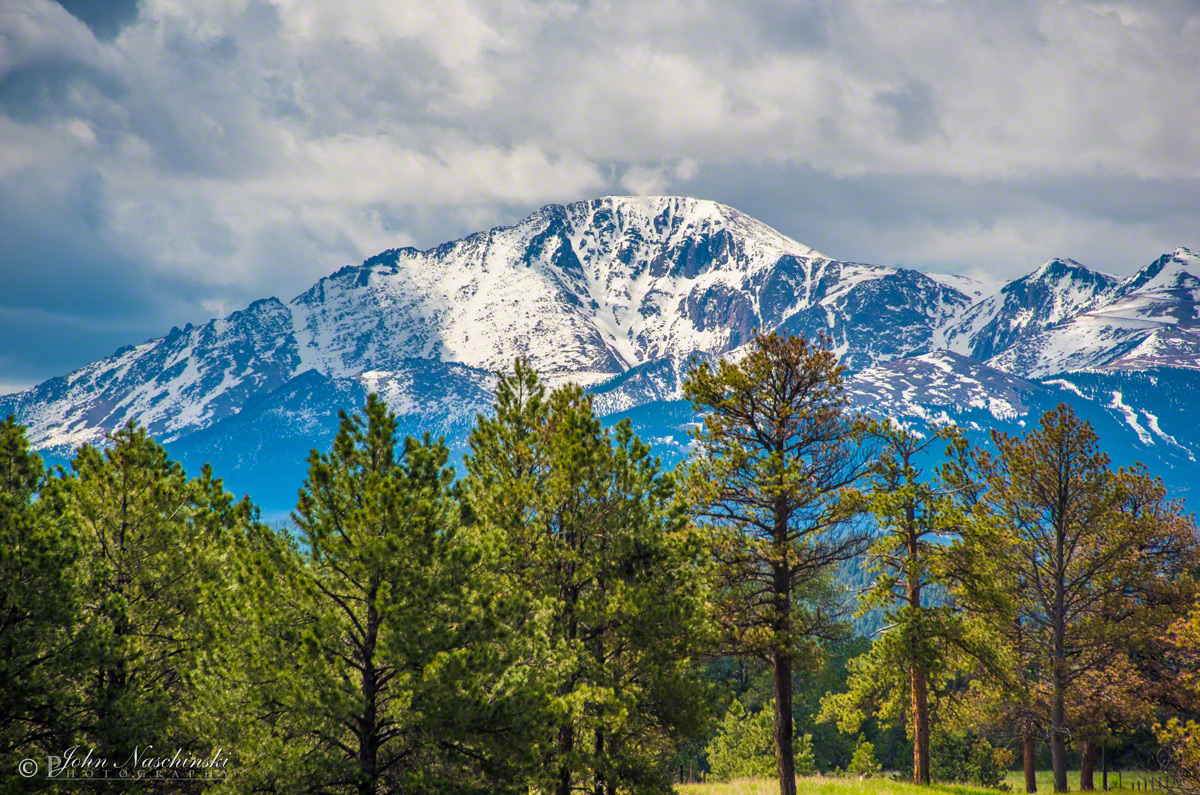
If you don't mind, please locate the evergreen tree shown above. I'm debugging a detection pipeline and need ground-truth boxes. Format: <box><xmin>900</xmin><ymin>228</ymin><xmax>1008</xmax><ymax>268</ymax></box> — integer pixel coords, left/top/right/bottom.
<box><xmin>929</xmin><ymin>730</ymin><xmax>1010</xmax><ymax>788</ymax></box>
<box><xmin>182</xmin><ymin>510</ymin><xmax>313</xmax><ymax>794</ymax></box>
<box><xmin>276</xmin><ymin>394</ymin><xmax>543</xmax><ymax>794</ymax></box>
<box><xmin>60</xmin><ymin>422</ymin><xmax>254</xmax><ymax>784</ymax></box>
<box><xmin>820</xmin><ymin>421</ymin><xmax>999</xmax><ymax>785</ymax></box>
<box><xmin>683</xmin><ymin>332</ymin><xmax>872</xmax><ymax>795</ymax></box>
<box><xmin>976</xmin><ymin>405</ymin><xmax>1197</xmax><ymax>793</ymax></box>
<box><xmin>0</xmin><ymin>416</ymin><xmax>85</xmax><ymax>790</ymax></box>
<box><xmin>464</xmin><ymin>361</ymin><xmax>712</xmax><ymax>795</ymax></box>
<box><xmin>848</xmin><ymin>735</ymin><xmax>882</xmax><ymax>778</ymax></box>
<box><xmin>707</xmin><ymin>700</ymin><xmax>816</xmax><ymax>782</ymax></box>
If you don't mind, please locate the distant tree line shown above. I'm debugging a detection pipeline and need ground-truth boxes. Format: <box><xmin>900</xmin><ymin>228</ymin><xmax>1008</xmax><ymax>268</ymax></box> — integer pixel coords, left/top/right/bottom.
<box><xmin>2</xmin><ymin>331</ymin><xmax>1199</xmax><ymax>795</ymax></box>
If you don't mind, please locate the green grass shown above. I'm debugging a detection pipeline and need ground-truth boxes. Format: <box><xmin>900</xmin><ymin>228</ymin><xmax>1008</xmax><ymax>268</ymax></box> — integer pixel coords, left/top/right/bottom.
<box><xmin>678</xmin><ymin>775</ymin><xmax>1006</xmax><ymax>795</ymax></box>
<box><xmin>679</xmin><ymin>772</ymin><xmax>1167</xmax><ymax>795</ymax></box>
<box><xmin>1002</xmin><ymin>770</ymin><xmax>1163</xmax><ymax>793</ymax></box>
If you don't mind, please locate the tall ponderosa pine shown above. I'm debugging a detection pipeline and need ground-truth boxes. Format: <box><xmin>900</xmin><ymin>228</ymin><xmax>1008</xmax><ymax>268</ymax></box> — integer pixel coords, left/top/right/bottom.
<box><xmin>184</xmin><ymin>511</ymin><xmax>313</xmax><ymax>794</ymax></box>
<box><xmin>979</xmin><ymin>405</ymin><xmax>1197</xmax><ymax>793</ymax></box>
<box><xmin>684</xmin><ymin>332</ymin><xmax>871</xmax><ymax>795</ymax></box>
<box><xmin>821</xmin><ymin>422</ymin><xmax>998</xmax><ymax>786</ymax></box>
<box><xmin>0</xmin><ymin>416</ymin><xmax>85</xmax><ymax>782</ymax></box>
<box><xmin>29</xmin><ymin>420</ymin><xmax>261</xmax><ymax>795</ymax></box>
<box><xmin>286</xmin><ymin>394</ymin><xmax>544</xmax><ymax>794</ymax></box>
<box><xmin>64</xmin><ymin>423</ymin><xmax>254</xmax><ymax>765</ymax></box>
<box><xmin>963</xmin><ymin>581</ymin><xmax>1046</xmax><ymax>794</ymax></box>
<box><xmin>464</xmin><ymin>361</ymin><xmax>712</xmax><ymax>795</ymax></box>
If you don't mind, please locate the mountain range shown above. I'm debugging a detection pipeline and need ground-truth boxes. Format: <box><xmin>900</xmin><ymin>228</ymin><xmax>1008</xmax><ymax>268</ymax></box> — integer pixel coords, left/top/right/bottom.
<box><xmin>4</xmin><ymin>196</ymin><xmax>1198</xmax><ymax>513</ymax></box>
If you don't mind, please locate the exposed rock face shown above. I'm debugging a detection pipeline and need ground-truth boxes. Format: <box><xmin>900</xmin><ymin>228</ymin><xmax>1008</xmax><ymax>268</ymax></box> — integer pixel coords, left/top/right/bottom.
<box><xmin>4</xmin><ymin>197</ymin><xmax>1199</xmax><ymax>510</ymax></box>
<box><xmin>986</xmin><ymin>248</ymin><xmax>1200</xmax><ymax>377</ymax></box>
<box><xmin>1</xmin><ymin>196</ymin><xmax>971</xmax><ymax>452</ymax></box>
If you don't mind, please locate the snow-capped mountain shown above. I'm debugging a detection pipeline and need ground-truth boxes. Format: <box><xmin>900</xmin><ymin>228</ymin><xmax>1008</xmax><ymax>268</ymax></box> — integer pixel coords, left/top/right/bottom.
<box><xmin>847</xmin><ymin>351</ymin><xmax>1048</xmax><ymax>423</ymax></box>
<box><xmin>0</xmin><ymin>197</ymin><xmax>972</xmax><ymax>453</ymax></box>
<box><xmin>988</xmin><ymin>248</ymin><xmax>1200</xmax><ymax>377</ymax></box>
<box><xmin>938</xmin><ymin>258</ymin><xmax>1119</xmax><ymax>360</ymax></box>
<box><xmin>2</xmin><ymin>197</ymin><xmax>1198</xmax><ymax>511</ymax></box>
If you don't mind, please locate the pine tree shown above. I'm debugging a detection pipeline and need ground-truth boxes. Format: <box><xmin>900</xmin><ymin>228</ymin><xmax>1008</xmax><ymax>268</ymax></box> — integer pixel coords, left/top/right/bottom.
<box><xmin>848</xmin><ymin>735</ymin><xmax>882</xmax><ymax>778</ymax></box>
<box><xmin>977</xmin><ymin>405</ymin><xmax>1197</xmax><ymax>793</ymax></box>
<box><xmin>60</xmin><ymin>422</ymin><xmax>253</xmax><ymax>778</ymax></box>
<box><xmin>707</xmin><ymin>700</ymin><xmax>816</xmax><ymax>781</ymax></box>
<box><xmin>275</xmin><ymin>394</ymin><xmax>545</xmax><ymax>794</ymax></box>
<box><xmin>820</xmin><ymin>421</ymin><xmax>1000</xmax><ymax>785</ymax></box>
<box><xmin>464</xmin><ymin>361</ymin><xmax>712</xmax><ymax>795</ymax></box>
<box><xmin>0</xmin><ymin>416</ymin><xmax>86</xmax><ymax>787</ymax></box>
<box><xmin>683</xmin><ymin>332</ymin><xmax>872</xmax><ymax>795</ymax></box>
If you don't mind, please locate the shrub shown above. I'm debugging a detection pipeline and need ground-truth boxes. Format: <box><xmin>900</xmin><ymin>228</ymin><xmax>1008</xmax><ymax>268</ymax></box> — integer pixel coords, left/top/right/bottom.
<box><xmin>706</xmin><ymin>700</ymin><xmax>816</xmax><ymax>780</ymax></box>
<box><xmin>931</xmin><ymin>730</ymin><xmax>1011</xmax><ymax>789</ymax></box>
<box><xmin>848</xmin><ymin>735</ymin><xmax>883</xmax><ymax>778</ymax></box>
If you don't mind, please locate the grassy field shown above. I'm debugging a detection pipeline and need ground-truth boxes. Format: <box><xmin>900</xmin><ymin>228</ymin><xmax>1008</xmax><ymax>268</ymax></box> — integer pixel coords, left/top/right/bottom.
<box><xmin>679</xmin><ymin>776</ymin><xmax>1009</xmax><ymax>795</ymax></box>
<box><xmin>1001</xmin><ymin>770</ymin><xmax>1164</xmax><ymax>793</ymax></box>
<box><xmin>678</xmin><ymin>772</ymin><xmax>1166</xmax><ymax>795</ymax></box>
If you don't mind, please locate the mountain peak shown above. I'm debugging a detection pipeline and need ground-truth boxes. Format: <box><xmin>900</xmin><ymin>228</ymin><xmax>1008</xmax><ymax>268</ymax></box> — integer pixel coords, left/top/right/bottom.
<box><xmin>1117</xmin><ymin>248</ymin><xmax>1200</xmax><ymax>297</ymax></box>
<box><xmin>1027</xmin><ymin>257</ymin><xmax>1108</xmax><ymax>283</ymax></box>
<box><xmin>542</xmin><ymin>196</ymin><xmax>828</xmax><ymax>261</ymax></box>
<box><xmin>941</xmin><ymin>255</ymin><xmax>1120</xmax><ymax>362</ymax></box>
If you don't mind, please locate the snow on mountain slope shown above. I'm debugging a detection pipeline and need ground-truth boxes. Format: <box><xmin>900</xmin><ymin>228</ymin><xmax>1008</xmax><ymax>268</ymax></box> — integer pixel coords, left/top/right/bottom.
<box><xmin>1101</xmin><ymin>326</ymin><xmax>1200</xmax><ymax>371</ymax></box>
<box><xmin>1042</xmin><ymin>368</ymin><xmax>1200</xmax><ymax>470</ymax></box>
<box><xmin>1</xmin><ymin>196</ymin><xmax>973</xmax><ymax>452</ymax></box>
<box><xmin>988</xmin><ymin>248</ymin><xmax>1200</xmax><ymax>377</ymax></box>
<box><xmin>289</xmin><ymin>197</ymin><xmax>967</xmax><ymax>379</ymax></box>
<box><xmin>923</xmin><ymin>272</ymin><xmax>999</xmax><ymax>301</ymax></box>
<box><xmin>937</xmin><ymin>258</ymin><xmax>1119</xmax><ymax>360</ymax></box>
<box><xmin>846</xmin><ymin>350</ymin><xmax>1048</xmax><ymax>424</ymax></box>
<box><xmin>1113</xmin><ymin>247</ymin><xmax>1200</xmax><ymax>300</ymax></box>
<box><xmin>0</xmin><ymin>298</ymin><xmax>301</xmax><ymax>452</ymax></box>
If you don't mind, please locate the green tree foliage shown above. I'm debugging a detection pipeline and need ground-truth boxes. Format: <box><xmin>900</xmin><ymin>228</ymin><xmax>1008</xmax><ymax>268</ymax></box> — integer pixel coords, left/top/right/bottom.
<box><xmin>707</xmin><ymin>700</ymin><xmax>816</xmax><ymax>781</ymax></box>
<box><xmin>798</xmin><ymin>636</ymin><xmax>871</xmax><ymax>772</ymax></box>
<box><xmin>9</xmin><ymin>363</ymin><xmax>1200</xmax><ymax>795</ymax></box>
<box><xmin>464</xmin><ymin>361</ymin><xmax>712</xmax><ymax>795</ymax></box>
<box><xmin>929</xmin><ymin>730</ymin><xmax>1010</xmax><ymax>789</ymax></box>
<box><xmin>59</xmin><ymin>422</ymin><xmax>257</xmax><ymax>781</ymax></box>
<box><xmin>684</xmin><ymin>331</ymin><xmax>872</xmax><ymax>795</ymax></box>
<box><xmin>242</xmin><ymin>394</ymin><xmax>543</xmax><ymax>794</ymax></box>
<box><xmin>848</xmin><ymin>735</ymin><xmax>882</xmax><ymax>777</ymax></box>
<box><xmin>821</xmin><ymin>421</ymin><xmax>999</xmax><ymax>785</ymax></box>
<box><xmin>184</xmin><ymin>512</ymin><xmax>310</xmax><ymax>794</ymax></box>
<box><xmin>0</xmin><ymin>416</ymin><xmax>85</xmax><ymax>790</ymax></box>
<box><xmin>970</xmin><ymin>405</ymin><xmax>1198</xmax><ymax>793</ymax></box>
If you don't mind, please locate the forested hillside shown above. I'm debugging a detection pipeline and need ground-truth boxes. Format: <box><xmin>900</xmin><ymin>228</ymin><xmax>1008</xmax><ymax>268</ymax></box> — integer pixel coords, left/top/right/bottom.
<box><xmin>4</xmin><ymin>331</ymin><xmax>1199</xmax><ymax>795</ymax></box>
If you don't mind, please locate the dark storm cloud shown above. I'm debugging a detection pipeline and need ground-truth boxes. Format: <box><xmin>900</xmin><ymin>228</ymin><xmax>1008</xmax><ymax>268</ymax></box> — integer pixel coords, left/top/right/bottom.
<box><xmin>55</xmin><ymin>0</ymin><xmax>139</xmax><ymax>40</ymax></box>
<box><xmin>875</xmin><ymin>82</ymin><xmax>942</xmax><ymax>144</ymax></box>
<box><xmin>1</xmin><ymin>0</ymin><xmax>1198</xmax><ymax>391</ymax></box>
<box><xmin>675</xmin><ymin>163</ymin><xmax>1200</xmax><ymax>280</ymax></box>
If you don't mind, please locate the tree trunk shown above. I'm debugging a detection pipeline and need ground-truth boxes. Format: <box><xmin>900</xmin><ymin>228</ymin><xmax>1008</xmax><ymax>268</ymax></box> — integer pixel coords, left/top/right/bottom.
<box><xmin>594</xmin><ymin>730</ymin><xmax>605</xmax><ymax>795</ymax></box>
<box><xmin>556</xmin><ymin>723</ymin><xmax>574</xmax><ymax>795</ymax></box>
<box><xmin>771</xmin><ymin>498</ymin><xmax>797</xmax><ymax>795</ymax></box>
<box><xmin>911</xmin><ymin>663</ymin><xmax>931</xmax><ymax>783</ymax></box>
<box><xmin>1024</xmin><ymin>733</ymin><xmax>1038</xmax><ymax>793</ymax></box>
<box><xmin>773</xmin><ymin>650</ymin><xmax>797</xmax><ymax>795</ymax></box>
<box><xmin>1051</xmin><ymin>683</ymin><xmax>1068</xmax><ymax>792</ymax></box>
<box><xmin>358</xmin><ymin>583</ymin><xmax>381</xmax><ymax>795</ymax></box>
<box><xmin>1081</xmin><ymin>740</ymin><xmax>1096</xmax><ymax>791</ymax></box>
<box><xmin>907</xmin><ymin>513</ymin><xmax>930</xmax><ymax>786</ymax></box>
<box><xmin>1052</xmin><ymin>521</ymin><xmax>1069</xmax><ymax>794</ymax></box>
<box><xmin>557</xmin><ymin>584</ymin><xmax>580</xmax><ymax>795</ymax></box>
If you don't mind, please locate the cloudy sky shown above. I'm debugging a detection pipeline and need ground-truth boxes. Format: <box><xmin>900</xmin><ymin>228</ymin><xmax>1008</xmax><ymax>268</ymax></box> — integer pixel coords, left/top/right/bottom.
<box><xmin>2</xmin><ymin>0</ymin><xmax>1198</xmax><ymax>392</ymax></box>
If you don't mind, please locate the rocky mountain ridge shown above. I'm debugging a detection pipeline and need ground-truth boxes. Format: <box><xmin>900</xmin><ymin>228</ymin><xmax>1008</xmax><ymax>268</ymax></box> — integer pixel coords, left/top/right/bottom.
<box><xmin>3</xmin><ymin>197</ymin><xmax>1197</xmax><ymax>510</ymax></box>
